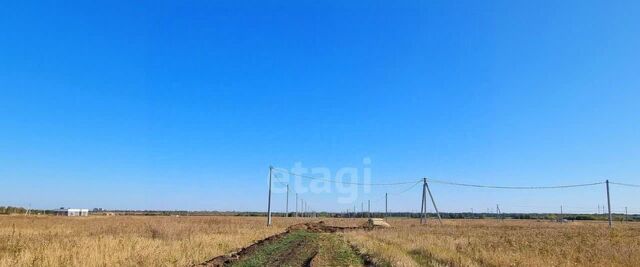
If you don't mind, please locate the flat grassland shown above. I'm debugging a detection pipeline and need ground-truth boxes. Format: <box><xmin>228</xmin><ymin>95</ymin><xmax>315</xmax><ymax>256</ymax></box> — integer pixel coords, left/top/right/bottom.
<box><xmin>0</xmin><ymin>215</ymin><xmax>302</xmax><ymax>267</ymax></box>
<box><xmin>2</xmin><ymin>216</ymin><xmax>640</xmax><ymax>267</ymax></box>
<box><xmin>344</xmin><ymin>218</ymin><xmax>640</xmax><ymax>267</ymax></box>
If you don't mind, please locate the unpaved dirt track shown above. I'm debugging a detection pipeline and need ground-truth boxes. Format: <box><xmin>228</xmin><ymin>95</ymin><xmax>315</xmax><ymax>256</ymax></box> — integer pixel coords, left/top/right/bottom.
<box><xmin>196</xmin><ymin>221</ymin><xmax>375</xmax><ymax>267</ymax></box>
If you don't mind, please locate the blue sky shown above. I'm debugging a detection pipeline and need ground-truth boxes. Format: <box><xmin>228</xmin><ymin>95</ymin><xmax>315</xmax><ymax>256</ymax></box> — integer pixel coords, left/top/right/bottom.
<box><xmin>1</xmin><ymin>1</ymin><xmax>639</xmax><ymax>213</ymax></box>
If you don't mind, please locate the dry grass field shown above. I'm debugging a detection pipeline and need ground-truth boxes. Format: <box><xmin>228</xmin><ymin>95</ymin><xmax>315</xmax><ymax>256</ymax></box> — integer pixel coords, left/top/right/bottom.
<box><xmin>2</xmin><ymin>215</ymin><xmax>640</xmax><ymax>267</ymax></box>
<box><xmin>0</xmin><ymin>215</ymin><xmax>304</xmax><ymax>267</ymax></box>
<box><xmin>344</xmin><ymin>218</ymin><xmax>640</xmax><ymax>267</ymax></box>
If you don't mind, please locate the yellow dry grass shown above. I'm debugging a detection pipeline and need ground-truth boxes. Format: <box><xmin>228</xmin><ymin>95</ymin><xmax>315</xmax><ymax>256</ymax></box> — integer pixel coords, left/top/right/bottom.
<box><xmin>5</xmin><ymin>215</ymin><xmax>638</xmax><ymax>267</ymax></box>
<box><xmin>0</xmin><ymin>215</ymin><xmax>304</xmax><ymax>267</ymax></box>
<box><xmin>344</xmin><ymin>218</ymin><xmax>640</xmax><ymax>267</ymax></box>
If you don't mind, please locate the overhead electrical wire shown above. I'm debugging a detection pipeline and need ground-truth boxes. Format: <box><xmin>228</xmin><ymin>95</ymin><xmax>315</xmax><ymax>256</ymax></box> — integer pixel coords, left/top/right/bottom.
<box><xmin>272</xmin><ymin>167</ymin><xmax>636</xmax><ymax>191</ymax></box>
<box><xmin>370</xmin><ymin>180</ymin><xmax>423</xmax><ymax>203</ymax></box>
<box><xmin>389</xmin><ymin>179</ymin><xmax>423</xmax><ymax>195</ymax></box>
<box><xmin>269</xmin><ymin>166</ymin><xmax>639</xmax><ymax>216</ymax></box>
<box><xmin>272</xmin><ymin>167</ymin><xmax>421</xmax><ymax>186</ymax></box>
<box><xmin>609</xmin><ymin>181</ymin><xmax>640</xmax><ymax>188</ymax></box>
<box><xmin>425</xmin><ymin>178</ymin><xmax>605</xmax><ymax>189</ymax></box>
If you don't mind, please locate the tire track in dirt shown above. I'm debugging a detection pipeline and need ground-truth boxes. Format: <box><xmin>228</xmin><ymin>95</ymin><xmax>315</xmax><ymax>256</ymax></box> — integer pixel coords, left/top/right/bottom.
<box><xmin>195</xmin><ymin>221</ymin><xmax>375</xmax><ymax>267</ymax></box>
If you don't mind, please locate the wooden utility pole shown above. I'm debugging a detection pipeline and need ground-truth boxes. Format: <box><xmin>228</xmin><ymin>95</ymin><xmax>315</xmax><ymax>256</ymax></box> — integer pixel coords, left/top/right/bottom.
<box><xmin>267</xmin><ymin>166</ymin><xmax>273</xmax><ymax>226</ymax></box>
<box><xmin>425</xmin><ymin>180</ymin><xmax>442</xmax><ymax>224</ymax></box>
<box><xmin>606</xmin><ymin>180</ymin><xmax>612</xmax><ymax>228</ymax></box>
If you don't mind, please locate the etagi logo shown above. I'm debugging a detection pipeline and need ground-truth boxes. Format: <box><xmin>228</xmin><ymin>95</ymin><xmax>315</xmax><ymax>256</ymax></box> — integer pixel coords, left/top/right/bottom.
<box><xmin>271</xmin><ymin>158</ymin><xmax>372</xmax><ymax>204</ymax></box>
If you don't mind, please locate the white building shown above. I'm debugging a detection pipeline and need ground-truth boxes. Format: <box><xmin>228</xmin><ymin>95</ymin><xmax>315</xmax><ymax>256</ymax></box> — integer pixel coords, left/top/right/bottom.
<box><xmin>52</xmin><ymin>208</ymin><xmax>89</xmax><ymax>216</ymax></box>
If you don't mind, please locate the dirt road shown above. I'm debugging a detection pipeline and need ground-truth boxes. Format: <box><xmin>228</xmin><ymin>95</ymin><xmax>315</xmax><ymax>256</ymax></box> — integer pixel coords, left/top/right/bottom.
<box><xmin>197</xmin><ymin>221</ymin><xmax>374</xmax><ymax>267</ymax></box>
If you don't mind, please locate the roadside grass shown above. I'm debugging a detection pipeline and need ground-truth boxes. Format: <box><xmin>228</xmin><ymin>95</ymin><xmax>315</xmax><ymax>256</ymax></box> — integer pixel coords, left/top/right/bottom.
<box><xmin>0</xmin><ymin>216</ymin><xmax>365</xmax><ymax>267</ymax></box>
<box><xmin>0</xmin><ymin>215</ymin><xmax>305</xmax><ymax>267</ymax></box>
<box><xmin>345</xmin><ymin>218</ymin><xmax>640</xmax><ymax>267</ymax></box>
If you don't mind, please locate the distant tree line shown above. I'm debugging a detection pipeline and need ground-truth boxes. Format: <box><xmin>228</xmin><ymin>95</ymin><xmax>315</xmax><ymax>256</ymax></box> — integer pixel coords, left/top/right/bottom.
<box><xmin>0</xmin><ymin>206</ymin><xmax>27</xmax><ymax>214</ymax></box>
<box><xmin>2</xmin><ymin>206</ymin><xmax>638</xmax><ymax>221</ymax></box>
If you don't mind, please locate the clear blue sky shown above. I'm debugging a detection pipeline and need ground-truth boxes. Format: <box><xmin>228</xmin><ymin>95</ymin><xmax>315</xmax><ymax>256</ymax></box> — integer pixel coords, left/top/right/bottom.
<box><xmin>1</xmin><ymin>1</ymin><xmax>639</xmax><ymax>213</ymax></box>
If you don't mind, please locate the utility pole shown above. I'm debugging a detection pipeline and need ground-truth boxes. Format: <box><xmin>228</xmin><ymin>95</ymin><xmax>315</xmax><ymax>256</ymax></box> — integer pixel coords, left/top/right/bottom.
<box><xmin>625</xmin><ymin>207</ymin><xmax>628</xmax><ymax>222</ymax></box>
<box><xmin>368</xmin><ymin>200</ymin><xmax>371</xmax><ymax>218</ymax></box>
<box><xmin>606</xmin><ymin>180</ymin><xmax>612</xmax><ymax>228</ymax></box>
<box><xmin>286</xmin><ymin>184</ymin><xmax>289</xmax><ymax>217</ymax></box>
<box><xmin>385</xmin><ymin>193</ymin><xmax>388</xmax><ymax>218</ymax></box>
<box><xmin>560</xmin><ymin>205</ymin><xmax>563</xmax><ymax>223</ymax></box>
<box><xmin>425</xmin><ymin>180</ymin><xmax>442</xmax><ymax>224</ymax></box>
<box><xmin>295</xmin><ymin>193</ymin><xmax>298</xmax><ymax>217</ymax></box>
<box><xmin>267</xmin><ymin>166</ymin><xmax>273</xmax><ymax>226</ymax></box>
<box><xmin>361</xmin><ymin>202</ymin><xmax>364</xmax><ymax>218</ymax></box>
<box><xmin>420</xmin><ymin>178</ymin><xmax>426</xmax><ymax>224</ymax></box>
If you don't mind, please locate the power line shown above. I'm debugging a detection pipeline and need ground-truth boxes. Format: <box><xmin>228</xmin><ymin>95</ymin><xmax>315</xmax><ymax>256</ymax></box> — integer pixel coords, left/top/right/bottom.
<box><xmin>272</xmin><ymin>167</ymin><xmax>421</xmax><ymax>186</ymax></box>
<box><xmin>272</xmin><ymin>174</ymin><xmax>289</xmax><ymax>188</ymax></box>
<box><xmin>425</xmin><ymin>178</ymin><xmax>605</xmax><ymax>189</ymax></box>
<box><xmin>385</xmin><ymin>180</ymin><xmax>423</xmax><ymax>197</ymax></box>
<box><xmin>275</xmin><ymin>166</ymin><xmax>637</xmax><ymax>192</ymax></box>
<box><xmin>370</xmin><ymin>180</ymin><xmax>423</xmax><ymax>203</ymax></box>
<box><xmin>609</xmin><ymin>182</ymin><xmax>640</xmax><ymax>188</ymax></box>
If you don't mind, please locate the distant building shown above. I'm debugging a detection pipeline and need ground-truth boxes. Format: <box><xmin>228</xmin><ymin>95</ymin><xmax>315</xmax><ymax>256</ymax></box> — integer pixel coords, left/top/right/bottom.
<box><xmin>52</xmin><ymin>208</ymin><xmax>89</xmax><ymax>216</ymax></box>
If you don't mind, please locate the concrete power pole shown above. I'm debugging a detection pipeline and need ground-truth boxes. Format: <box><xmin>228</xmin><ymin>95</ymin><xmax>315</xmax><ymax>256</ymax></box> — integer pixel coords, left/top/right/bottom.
<box><xmin>295</xmin><ymin>193</ymin><xmax>298</xmax><ymax>217</ymax></box>
<box><xmin>424</xmin><ymin>180</ymin><xmax>442</xmax><ymax>224</ymax></box>
<box><xmin>385</xmin><ymin>193</ymin><xmax>388</xmax><ymax>218</ymax></box>
<box><xmin>286</xmin><ymin>184</ymin><xmax>289</xmax><ymax>217</ymax></box>
<box><xmin>606</xmin><ymin>180</ymin><xmax>612</xmax><ymax>228</ymax></box>
<box><xmin>420</xmin><ymin>178</ymin><xmax>427</xmax><ymax>224</ymax></box>
<box><xmin>368</xmin><ymin>200</ymin><xmax>371</xmax><ymax>218</ymax></box>
<box><xmin>267</xmin><ymin>166</ymin><xmax>273</xmax><ymax>226</ymax></box>
<box><xmin>625</xmin><ymin>207</ymin><xmax>628</xmax><ymax>222</ymax></box>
